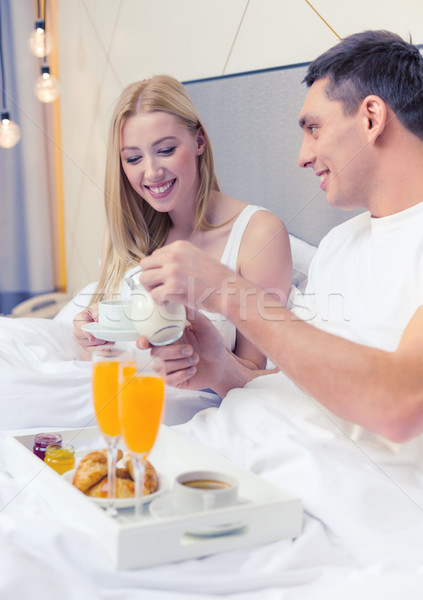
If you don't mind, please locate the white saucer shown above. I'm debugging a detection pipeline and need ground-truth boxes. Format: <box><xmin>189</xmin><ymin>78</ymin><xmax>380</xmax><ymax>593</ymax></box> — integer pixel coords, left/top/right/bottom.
<box><xmin>82</xmin><ymin>322</ymin><xmax>139</xmax><ymax>343</ymax></box>
<box><xmin>63</xmin><ymin>469</ymin><xmax>168</xmax><ymax>509</ymax></box>
<box><xmin>149</xmin><ymin>494</ymin><xmax>248</xmax><ymax>537</ymax></box>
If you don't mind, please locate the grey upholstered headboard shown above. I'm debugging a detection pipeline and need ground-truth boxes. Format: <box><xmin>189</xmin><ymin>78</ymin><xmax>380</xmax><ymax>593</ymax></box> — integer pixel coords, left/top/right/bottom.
<box><xmin>184</xmin><ymin>63</ymin><xmax>361</xmax><ymax>247</ymax></box>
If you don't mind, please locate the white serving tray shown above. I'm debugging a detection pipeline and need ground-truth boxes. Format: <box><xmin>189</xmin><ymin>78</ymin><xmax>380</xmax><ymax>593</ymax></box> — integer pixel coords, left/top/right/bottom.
<box><xmin>4</xmin><ymin>425</ymin><xmax>303</xmax><ymax>570</ymax></box>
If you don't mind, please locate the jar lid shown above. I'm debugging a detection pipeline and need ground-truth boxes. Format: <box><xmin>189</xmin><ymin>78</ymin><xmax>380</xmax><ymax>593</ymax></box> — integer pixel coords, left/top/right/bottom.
<box><xmin>45</xmin><ymin>444</ymin><xmax>74</xmax><ymax>459</ymax></box>
<box><xmin>34</xmin><ymin>433</ymin><xmax>62</xmax><ymax>447</ymax></box>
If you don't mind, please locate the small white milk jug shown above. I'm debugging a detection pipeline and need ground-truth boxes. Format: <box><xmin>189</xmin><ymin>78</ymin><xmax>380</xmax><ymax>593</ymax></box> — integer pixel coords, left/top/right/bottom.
<box><xmin>125</xmin><ymin>269</ymin><xmax>186</xmax><ymax>345</ymax></box>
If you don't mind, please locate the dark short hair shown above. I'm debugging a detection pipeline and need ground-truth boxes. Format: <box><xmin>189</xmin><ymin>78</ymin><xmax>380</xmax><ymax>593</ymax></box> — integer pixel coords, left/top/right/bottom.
<box><xmin>303</xmin><ymin>30</ymin><xmax>423</xmax><ymax>139</ymax></box>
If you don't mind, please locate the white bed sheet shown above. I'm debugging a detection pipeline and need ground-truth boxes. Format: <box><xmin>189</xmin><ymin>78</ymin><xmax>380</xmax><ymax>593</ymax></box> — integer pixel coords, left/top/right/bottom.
<box><xmin>0</xmin><ymin>316</ymin><xmax>220</xmax><ymax>430</ymax></box>
<box><xmin>1</xmin><ymin>326</ymin><xmax>423</xmax><ymax>597</ymax></box>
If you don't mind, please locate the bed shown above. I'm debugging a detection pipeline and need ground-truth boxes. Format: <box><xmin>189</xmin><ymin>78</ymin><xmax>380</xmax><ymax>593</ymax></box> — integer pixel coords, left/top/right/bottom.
<box><xmin>1</xmin><ymin>63</ymin><xmax>423</xmax><ymax>599</ymax></box>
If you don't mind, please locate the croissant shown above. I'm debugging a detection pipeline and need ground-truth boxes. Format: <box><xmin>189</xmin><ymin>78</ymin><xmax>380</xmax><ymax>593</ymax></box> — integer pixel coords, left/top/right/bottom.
<box><xmin>86</xmin><ymin>476</ymin><xmax>135</xmax><ymax>499</ymax></box>
<box><xmin>72</xmin><ymin>449</ymin><xmax>158</xmax><ymax>498</ymax></box>
<box><xmin>72</xmin><ymin>449</ymin><xmax>123</xmax><ymax>493</ymax></box>
<box><xmin>123</xmin><ymin>455</ymin><xmax>159</xmax><ymax>496</ymax></box>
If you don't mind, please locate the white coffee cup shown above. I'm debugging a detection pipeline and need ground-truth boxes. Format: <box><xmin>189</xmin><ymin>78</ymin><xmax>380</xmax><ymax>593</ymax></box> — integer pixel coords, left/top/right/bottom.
<box><xmin>173</xmin><ymin>470</ymin><xmax>238</xmax><ymax>514</ymax></box>
<box><xmin>98</xmin><ymin>299</ymin><xmax>135</xmax><ymax>331</ymax></box>
<box><xmin>125</xmin><ymin>270</ymin><xmax>186</xmax><ymax>346</ymax></box>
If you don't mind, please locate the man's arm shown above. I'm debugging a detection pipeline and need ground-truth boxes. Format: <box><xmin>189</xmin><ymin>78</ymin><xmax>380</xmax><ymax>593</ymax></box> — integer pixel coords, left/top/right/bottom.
<box><xmin>140</xmin><ymin>241</ymin><xmax>423</xmax><ymax>442</ymax></box>
<box><xmin>228</xmin><ymin>285</ymin><xmax>423</xmax><ymax>442</ymax></box>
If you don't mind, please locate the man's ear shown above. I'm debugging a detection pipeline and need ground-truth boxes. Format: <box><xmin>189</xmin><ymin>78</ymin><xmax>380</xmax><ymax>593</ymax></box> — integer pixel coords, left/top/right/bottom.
<box><xmin>196</xmin><ymin>127</ymin><xmax>206</xmax><ymax>155</ymax></box>
<box><xmin>361</xmin><ymin>95</ymin><xmax>388</xmax><ymax>143</ymax></box>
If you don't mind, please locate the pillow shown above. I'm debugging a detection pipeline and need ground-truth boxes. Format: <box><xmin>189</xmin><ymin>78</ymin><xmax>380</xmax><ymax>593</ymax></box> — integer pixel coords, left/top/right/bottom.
<box><xmin>54</xmin><ymin>281</ymin><xmax>98</xmax><ymax>323</ymax></box>
<box><xmin>289</xmin><ymin>234</ymin><xmax>317</xmax><ymax>292</ymax></box>
<box><xmin>265</xmin><ymin>234</ymin><xmax>317</xmax><ymax>368</ymax></box>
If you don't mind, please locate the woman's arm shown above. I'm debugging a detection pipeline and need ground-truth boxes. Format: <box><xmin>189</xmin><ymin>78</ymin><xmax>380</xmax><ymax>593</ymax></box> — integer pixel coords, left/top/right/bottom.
<box><xmin>146</xmin><ymin>212</ymin><xmax>290</xmax><ymax>391</ymax></box>
<box><xmin>142</xmin><ymin>310</ymin><xmax>271</xmax><ymax>397</ymax></box>
<box><xmin>232</xmin><ymin>210</ymin><xmax>292</xmax><ymax>369</ymax></box>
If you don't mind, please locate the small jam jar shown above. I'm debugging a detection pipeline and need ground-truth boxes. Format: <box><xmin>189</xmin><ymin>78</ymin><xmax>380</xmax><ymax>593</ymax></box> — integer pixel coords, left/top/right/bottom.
<box><xmin>33</xmin><ymin>433</ymin><xmax>63</xmax><ymax>460</ymax></box>
<box><xmin>44</xmin><ymin>444</ymin><xmax>75</xmax><ymax>475</ymax></box>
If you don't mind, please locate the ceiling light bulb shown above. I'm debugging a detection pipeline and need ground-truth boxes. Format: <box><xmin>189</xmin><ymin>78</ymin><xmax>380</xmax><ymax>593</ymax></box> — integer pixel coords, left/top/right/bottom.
<box><xmin>34</xmin><ymin>65</ymin><xmax>60</xmax><ymax>103</ymax></box>
<box><xmin>28</xmin><ymin>19</ymin><xmax>53</xmax><ymax>57</ymax></box>
<box><xmin>0</xmin><ymin>112</ymin><xmax>21</xmax><ymax>148</ymax></box>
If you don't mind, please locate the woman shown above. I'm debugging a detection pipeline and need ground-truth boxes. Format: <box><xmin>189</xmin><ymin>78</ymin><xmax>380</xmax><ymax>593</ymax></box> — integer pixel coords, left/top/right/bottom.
<box><xmin>73</xmin><ymin>75</ymin><xmax>292</xmax><ymax>375</ymax></box>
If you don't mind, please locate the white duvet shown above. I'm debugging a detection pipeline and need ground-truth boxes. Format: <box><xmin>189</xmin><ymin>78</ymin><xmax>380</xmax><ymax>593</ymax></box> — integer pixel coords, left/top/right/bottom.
<box><xmin>1</xmin><ymin>315</ymin><xmax>423</xmax><ymax>599</ymax></box>
<box><xmin>0</xmin><ymin>316</ymin><xmax>220</xmax><ymax>429</ymax></box>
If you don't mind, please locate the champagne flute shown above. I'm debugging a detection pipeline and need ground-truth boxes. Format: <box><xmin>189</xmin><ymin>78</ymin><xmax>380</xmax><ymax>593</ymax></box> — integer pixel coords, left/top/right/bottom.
<box><xmin>91</xmin><ymin>347</ymin><xmax>134</xmax><ymax>517</ymax></box>
<box><xmin>119</xmin><ymin>357</ymin><xmax>165</xmax><ymax>519</ymax></box>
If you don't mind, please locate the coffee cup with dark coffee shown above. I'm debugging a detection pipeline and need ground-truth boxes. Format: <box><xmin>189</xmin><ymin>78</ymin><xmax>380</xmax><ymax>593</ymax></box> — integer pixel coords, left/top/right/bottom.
<box><xmin>173</xmin><ymin>470</ymin><xmax>238</xmax><ymax>514</ymax></box>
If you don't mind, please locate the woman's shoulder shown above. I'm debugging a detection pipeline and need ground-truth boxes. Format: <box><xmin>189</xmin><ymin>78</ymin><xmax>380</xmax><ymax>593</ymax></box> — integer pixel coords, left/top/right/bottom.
<box><xmin>209</xmin><ymin>191</ymin><xmax>248</xmax><ymax>224</ymax></box>
<box><xmin>237</xmin><ymin>208</ymin><xmax>290</xmax><ymax>267</ymax></box>
<box><xmin>242</xmin><ymin>207</ymin><xmax>288</xmax><ymax>239</ymax></box>
<box><xmin>210</xmin><ymin>193</ymin><xmax>287</xmax><ymax>240</ymax></box>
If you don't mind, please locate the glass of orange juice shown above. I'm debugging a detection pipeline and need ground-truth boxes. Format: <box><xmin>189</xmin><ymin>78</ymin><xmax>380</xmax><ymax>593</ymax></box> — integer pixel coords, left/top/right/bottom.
<box><xmin>92</xmin><ymin>347</ymin><xmax>134</xmax><ymax>517</ymax></box>
<box><xmin>119</xmin><ymin>357</ymin><xmax>165</xmax><ymax>519</ymax></box>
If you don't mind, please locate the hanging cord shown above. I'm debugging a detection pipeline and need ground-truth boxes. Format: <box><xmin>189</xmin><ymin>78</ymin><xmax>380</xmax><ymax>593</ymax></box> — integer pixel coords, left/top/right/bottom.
<box><xmin>0</xmin><ymin>1</ymin><xmax>7</xmax><ymax>111</ymax></box>
<box><xmin>222</xmin><ymin>0</ymin><xmax>340</xmax><ymax>76</ymax></box>
<box><xmin>222</xmin><ymin>0</ymin><xmax>250</xmax><ymax>75</ymax></box>
<box><xmin>304</xmin><ymin>0</ymin><xmax>341</xmax><ymax>40</ymax></box>
<box><xmin>42</xmin><ymin>0</ymin><xmax>47</xmax><ymax>57</ymax></box>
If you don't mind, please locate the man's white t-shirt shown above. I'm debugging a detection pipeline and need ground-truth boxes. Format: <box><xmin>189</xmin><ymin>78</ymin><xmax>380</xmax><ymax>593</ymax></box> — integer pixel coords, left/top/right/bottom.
<box><xmin>294</xmin><ymin>201</ymin><xmax>423</xmax><ymax>352</ymax></box>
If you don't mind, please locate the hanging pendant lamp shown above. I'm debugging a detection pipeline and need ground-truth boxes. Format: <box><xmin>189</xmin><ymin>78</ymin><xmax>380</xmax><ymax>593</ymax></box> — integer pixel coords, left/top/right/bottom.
<box><xmin>0</xmin><ymin>1</ymin><xmax>20</xmax><ymax>148</ymax></box>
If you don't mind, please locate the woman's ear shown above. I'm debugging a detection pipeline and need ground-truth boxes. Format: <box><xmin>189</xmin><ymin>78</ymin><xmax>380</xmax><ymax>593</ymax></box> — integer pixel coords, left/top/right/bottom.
<box><xmin>196</xmin><ymin>127</ymin><xmax>206</xmax><ymax>155</ymax></box>
<box><xmin>361</xmin><ymin>95</ymin><xmax>388</xmax><ymax>143</ymax></box>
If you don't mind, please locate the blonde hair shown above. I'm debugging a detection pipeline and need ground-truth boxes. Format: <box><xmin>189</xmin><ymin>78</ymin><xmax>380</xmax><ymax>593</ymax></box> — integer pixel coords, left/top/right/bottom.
<box><xmin>93</xmin><ymin>75</ymin><xmax>219</xmax><ymax>301</ymax></box>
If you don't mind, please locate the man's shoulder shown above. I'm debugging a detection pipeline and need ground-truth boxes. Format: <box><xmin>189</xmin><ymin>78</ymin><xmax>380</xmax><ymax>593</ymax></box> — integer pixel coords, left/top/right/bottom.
<box><xmin>307</xmin><ymin>212</ymin><xmax>369</xmax><ymax>281</ymax></box>
<box><xmin>319</xmin><ymin>211</ymin><xmax>369</xmax><ymax>247</ymax></box>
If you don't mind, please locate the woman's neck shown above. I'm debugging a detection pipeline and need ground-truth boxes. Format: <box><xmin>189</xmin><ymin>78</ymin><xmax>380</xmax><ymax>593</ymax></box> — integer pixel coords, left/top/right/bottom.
<box><xmin>168</xmin><ymin>189</ymin><xmax>219</xmax><ymax>239</ymax></box>
<box><xmin>168</xmin><ymin>204</ymin><xmax>197</xmax><ymax>239</ymax></box>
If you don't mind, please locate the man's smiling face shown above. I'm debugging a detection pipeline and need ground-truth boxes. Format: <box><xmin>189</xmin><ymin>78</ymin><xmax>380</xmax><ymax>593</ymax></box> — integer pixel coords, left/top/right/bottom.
<box><xmin>297</xmin><ymin>77</ymin><xmax>373</xmax><ymax>212</ymax></box>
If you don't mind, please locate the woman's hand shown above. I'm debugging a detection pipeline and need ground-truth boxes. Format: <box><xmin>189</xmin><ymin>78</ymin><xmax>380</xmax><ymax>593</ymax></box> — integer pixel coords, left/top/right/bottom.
<box><xmin>73</xmin><ymin>304</ymin><xmax>112</xmax><ymax>358</ymax></box>
<box><xmin>137</xmin><ymin>310</ymin><xmax>250</xmax><ymax>396</ymax></box>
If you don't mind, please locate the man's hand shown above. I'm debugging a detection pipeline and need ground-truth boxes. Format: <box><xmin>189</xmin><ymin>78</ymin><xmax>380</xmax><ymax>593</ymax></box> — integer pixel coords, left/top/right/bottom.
<box><xmin>139</xmin><ymin>241</ymin><xmax>234</xmax><ymax>314</ymax></box>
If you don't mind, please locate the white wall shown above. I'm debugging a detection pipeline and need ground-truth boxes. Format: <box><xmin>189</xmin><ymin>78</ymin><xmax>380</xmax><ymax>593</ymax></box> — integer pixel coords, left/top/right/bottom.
<box><xmin>56</xmin><ymin>0</ymin><xmax>423</xmax><ymax>294</ymax></box>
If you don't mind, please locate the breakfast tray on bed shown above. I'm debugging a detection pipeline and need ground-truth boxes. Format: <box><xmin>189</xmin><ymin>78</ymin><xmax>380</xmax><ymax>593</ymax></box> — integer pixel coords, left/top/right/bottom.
<box><xmin>4</xmin><ymin>425</ymin><xmax>303</xmax><ymax>570</ymax></box>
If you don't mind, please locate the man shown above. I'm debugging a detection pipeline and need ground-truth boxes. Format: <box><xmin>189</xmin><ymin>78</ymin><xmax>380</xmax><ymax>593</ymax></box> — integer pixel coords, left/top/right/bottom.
<box><xmin>137</xmin><ymin>31</ymin><xmax>423</xmax><ymax>443</ymax></box>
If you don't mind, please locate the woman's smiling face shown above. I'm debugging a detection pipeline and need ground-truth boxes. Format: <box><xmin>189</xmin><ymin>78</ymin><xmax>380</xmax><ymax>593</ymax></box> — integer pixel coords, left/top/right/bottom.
<box><xmin>120</xmin><ymin>111</ymin><xmax>205</xmax><ymax>214</ymax></box>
